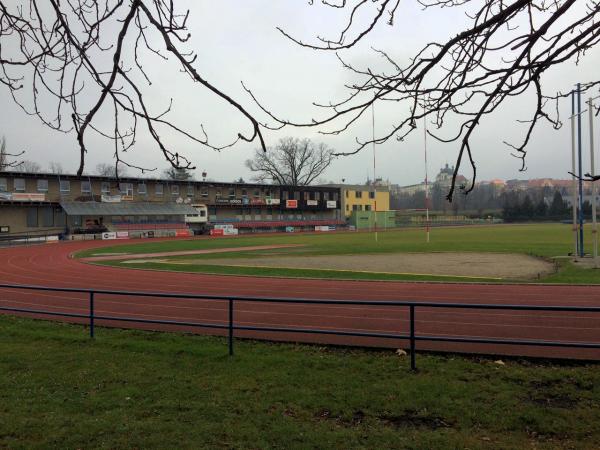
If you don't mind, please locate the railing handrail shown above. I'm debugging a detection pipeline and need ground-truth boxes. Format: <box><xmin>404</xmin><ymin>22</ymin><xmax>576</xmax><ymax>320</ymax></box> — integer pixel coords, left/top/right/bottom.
<box><xmin>2</xmin><ymin>282</ymin><xmax>600</xmax><ymax>369</ymax></box>
<box><xmin>0</xmin><ymin>282</ymin><xmax>599</xmax><ymax>312</ymax></box>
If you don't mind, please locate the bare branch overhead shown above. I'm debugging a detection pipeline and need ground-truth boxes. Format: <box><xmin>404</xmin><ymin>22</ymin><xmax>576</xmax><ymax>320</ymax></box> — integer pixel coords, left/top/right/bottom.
<box><xmin>253</xmin><ymin>0</ymin><xmax>600</xmax><ymax>200</ymax></box>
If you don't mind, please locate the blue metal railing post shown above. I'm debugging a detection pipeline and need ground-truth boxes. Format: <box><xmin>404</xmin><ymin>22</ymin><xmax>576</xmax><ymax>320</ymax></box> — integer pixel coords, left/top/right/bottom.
<box><xmin>228</xmin><ymin>299</ymin><xmax>234</xmax><ymax>356</ymax></box>
<box><xmin>410</xmin><ymin>305</ymin><xmax>416</xmax><ymax>370</ymax></box>
<box><xmin>89</xmin><ymin>291</ymin><xmax>95</xmax><ymax>338</ymax></box>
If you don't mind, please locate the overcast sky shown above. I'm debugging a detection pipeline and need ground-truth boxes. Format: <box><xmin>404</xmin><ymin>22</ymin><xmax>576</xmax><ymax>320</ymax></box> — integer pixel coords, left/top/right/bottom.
<box><xmin>1</xmin><ymin>1</ymin><xmax>599</xmax><ymax>185</ymax></box>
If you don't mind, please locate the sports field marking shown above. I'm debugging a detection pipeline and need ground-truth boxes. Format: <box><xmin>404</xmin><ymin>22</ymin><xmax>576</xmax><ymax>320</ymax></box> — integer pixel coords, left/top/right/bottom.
<box><xmin>82</xmin><ymin>244</ymin><xmax>305</xmax><ymax>262</ymax></box>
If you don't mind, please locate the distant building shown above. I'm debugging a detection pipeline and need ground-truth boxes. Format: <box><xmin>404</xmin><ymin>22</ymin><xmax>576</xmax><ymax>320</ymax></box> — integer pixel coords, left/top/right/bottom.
<box><xmin>0</xmin><ymin>172</ymin><xmax>343</xmax><ymax>236</ymax></box>
<box><xmin>322</xmin><ymin>184</ymin><xmax>391</xmax><ymax>218</ymax></box>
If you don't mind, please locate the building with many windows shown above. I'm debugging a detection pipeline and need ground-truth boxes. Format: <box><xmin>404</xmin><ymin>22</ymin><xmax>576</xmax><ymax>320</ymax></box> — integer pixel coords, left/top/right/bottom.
<box><xmin>0</xmin><ymin>172</ymin><xmax>342</xmax><ymax>237</ymax></box>
<box><xmin>323</xmin><ymin>184</ymin><xmax>390</xmax><ymax>218</ymax></box>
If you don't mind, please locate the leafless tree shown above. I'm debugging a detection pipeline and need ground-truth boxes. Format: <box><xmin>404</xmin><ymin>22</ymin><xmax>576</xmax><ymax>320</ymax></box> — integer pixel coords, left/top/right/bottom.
<box><xmin>96</xmin><ymin>162</ymin><xmax>128</xmax><ymax>178</ymax></box>
<box><xmin>0</xmin><ymin>1</ymin><xmax>266</xmax><ymax>177</ymax></box>
<box><xmin>245</xmin><ymin>0</ymin><xmax>600</xmax><ymax>200</ymax></box>
<box><xmin>17</xmin><ymin>160</ymin><xmax>41</xmax><ymax>173</ymax></box>
<box><xmin>48</xmin><ymin>161</ymin><xmax>64</xmax><ymax>174</ymax></box>
<box><xmin>245</xmin><ymin>137</ymin><xmax>336</xmax><ymax>186</ymax></box>
<box><xmin>0</xmin><ymin>136</ymin><xmax>24</xmax><ymax>171</ymax></box>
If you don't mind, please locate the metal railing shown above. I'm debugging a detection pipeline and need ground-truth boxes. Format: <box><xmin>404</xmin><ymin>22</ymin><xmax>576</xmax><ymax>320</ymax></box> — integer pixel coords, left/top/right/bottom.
<box><xmin>1</xmin><ymin>283</ymin><xmax>600</xmax><ymax>369</ymax></box>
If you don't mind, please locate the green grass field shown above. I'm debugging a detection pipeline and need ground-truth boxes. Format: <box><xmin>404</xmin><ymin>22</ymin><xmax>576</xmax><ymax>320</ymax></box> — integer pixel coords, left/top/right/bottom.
<box><xmin>2</xmin><ymin>315</ymin><xmax>600</xmax><ymax>449</ymax></box>
<box><xmin>78</xmin><ymin>224</ymin><xmax>600</xmax><ymax>284</ymax></box>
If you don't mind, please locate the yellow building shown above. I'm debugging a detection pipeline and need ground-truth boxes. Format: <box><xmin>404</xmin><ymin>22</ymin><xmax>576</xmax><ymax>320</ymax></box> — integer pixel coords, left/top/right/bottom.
<box><xmin>339</xmin><ymin>185</ymin><xmax>390</xmax><ymax>218</ymax></box>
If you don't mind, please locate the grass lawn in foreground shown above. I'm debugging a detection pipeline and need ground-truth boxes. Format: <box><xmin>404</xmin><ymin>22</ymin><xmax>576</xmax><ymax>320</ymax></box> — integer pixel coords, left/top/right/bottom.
<box><xmin>78</xmin><ymin>224</ymin><xmax>600</xmax><ymax>284</ymax></box>
<box><xmin>1</xmin><ymin>315</ymin><xmax>600</xmax><ymax>449</ymax></box>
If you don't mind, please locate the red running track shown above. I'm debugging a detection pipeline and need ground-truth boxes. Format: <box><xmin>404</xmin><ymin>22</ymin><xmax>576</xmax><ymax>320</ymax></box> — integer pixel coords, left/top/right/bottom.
<box><xmin>1</xmin><ymin>239</ymin><xmax>600</xmax><ymax>360</ymax></box>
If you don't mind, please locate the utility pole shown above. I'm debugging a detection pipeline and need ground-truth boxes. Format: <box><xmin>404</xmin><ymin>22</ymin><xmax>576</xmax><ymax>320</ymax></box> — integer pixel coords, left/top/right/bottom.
<box><xmin>577</xmin><ymin>84</ymin><xmax>585</xmax><ymax>257</ymax></box>
<box><xmin>589</xmin><ymin>97</ymin><xmax>598</xmax><ymax>267</ymax></box>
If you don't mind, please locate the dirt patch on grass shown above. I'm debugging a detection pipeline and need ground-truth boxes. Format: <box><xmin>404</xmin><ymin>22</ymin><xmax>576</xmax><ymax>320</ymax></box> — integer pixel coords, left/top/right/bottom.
<box><xmin>165</xmin><ymin>252</ymin><xmax>554</xmax><ymax>280</ymax></box>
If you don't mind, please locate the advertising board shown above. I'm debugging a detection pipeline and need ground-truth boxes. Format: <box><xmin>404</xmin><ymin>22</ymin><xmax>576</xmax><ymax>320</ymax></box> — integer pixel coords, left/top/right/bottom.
<box><xmin>285</xmin><ymin>200</ymin><xmax>298</xmax><ymax>209</ymax></box>
<box><xmin>102</xmin><ymin>232</ymin><xmax>117</xmax><ymax>240</ymax></box>
<box><xmin>11</xmin><ymin>193</ymin><xmax>46</xmax><ymax>201</ymax></box>
<box><xmin>116</xmin><ymin>231</ymin><xmax>129</xmax><ymax>239</ymax></box>
<box><xmin>306</xmin><ymin>200</ymin><xmax>318</xmax><ymax>206</ymax></box>
<box><xmin>326</xmin><ymin>200</ymin><xmax>337</xmax><ymax>209</ymax></box>
<box><xmin>210</xmin><ymin>228</ymin><xmax>224</xmax><ymax>236</ymax></box>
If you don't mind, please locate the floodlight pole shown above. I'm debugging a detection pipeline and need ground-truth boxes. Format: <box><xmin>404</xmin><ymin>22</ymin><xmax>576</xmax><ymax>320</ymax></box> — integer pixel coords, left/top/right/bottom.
<box><xmin>424</xmin><ymin>104</ymin><xmax>430</xmax><ymax>243</ymax></box>
<box><xmin>589</xmin><ymin>97</ymin><xmax>598</xmax><ymax>267</ymax></box>
<box><xmin>571</xmin><ymin>91</ymin><xmax>579</xmax><ymax>256</ymax></box>
<box><xmin>372</xmin><ymin>102</ymin><xmax>378</xmax><ymax>242</ymax></box>
<box><xmin>577</xmin><ymin>84</ymin><xmax>585</xmax><ymax>258</ymax></box>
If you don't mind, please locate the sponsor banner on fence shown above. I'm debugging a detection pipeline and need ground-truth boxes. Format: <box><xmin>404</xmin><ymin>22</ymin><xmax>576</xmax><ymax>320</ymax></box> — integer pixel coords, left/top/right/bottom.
<box><xmin>250</xmin><ymin>199</ymin><xmax>266</xmax><ymax>205</ymax></box>
<box><xmin>214</xmin><ymin>224</ymin><xmax>234</xmax><ymax>230</ymax></box>
<box><xmin>116</xmin><ymin>231</ymin><xmax>129</xmax><ymax>239</ymax></box>
<box><xmin>326</xmin><ymin>200</ymin><xmax>337</xmax><ymax>209</ymax></box>
<box><xmin>102</xmin><ymin>232</ymin><xmax>117</xmax><ymax>240</ymax></box>
<box><xmin>210</xmin><ymin>228</ymin><xmax>224</xmax><ymax>236</ymax></box>
<box><xmin>0</xmin><ymin>193</ymin><xmax>12</xmax><ymax>201</ymax></box>
<box><xmin>11</xmin><ymin>193</ymin><xmax>46</xmax><ymax>202</ymax></box>
<box><xmin>306</xmin><ymin>199</ymin><xmax>318</xmax><ymax>206</ymax></box>
<box><xmin>175</xmin><ymin>230</ymin><xmax>190</xmax><ymax>237</ymax></box>
<box><xmin>285</xmin><ymin>199</ymin><xmax>298</xmax><ymax>209</ymax></box>
<box><xmin>285</xmin><ymin>226</ymin><xmax>295</xmax><ymax>233</ymax></box>
<box><xmin>266</xmin><ymin>198</ymin><xmax>280</xmax><ymax>206</ymax></box>
<box><xmin>101</xmin><ymin>194</ymin><xmax>122</xmax><ymax>203</ymax></box>
<box><xmin>223</xmin><ymin>228</ymin><xmax>239</xmax><ymax>236</ymax></box>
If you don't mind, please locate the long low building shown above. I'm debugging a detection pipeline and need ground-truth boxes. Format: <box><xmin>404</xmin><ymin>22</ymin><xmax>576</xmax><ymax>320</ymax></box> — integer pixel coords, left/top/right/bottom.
<box><xmin>0</xmin><ymin>172</ymin><xmax>343</xmax><ymax>238</ymax></box>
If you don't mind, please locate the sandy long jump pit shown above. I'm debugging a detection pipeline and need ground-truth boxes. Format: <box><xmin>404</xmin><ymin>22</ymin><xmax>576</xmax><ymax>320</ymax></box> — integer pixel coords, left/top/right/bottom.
<box><xmin>160</xmin><ymin>252</ymin><xmax>555</xmax><ymax>280</ymax></box>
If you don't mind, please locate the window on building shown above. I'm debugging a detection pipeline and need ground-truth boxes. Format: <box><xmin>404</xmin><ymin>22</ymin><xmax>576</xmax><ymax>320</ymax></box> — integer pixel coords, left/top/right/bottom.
<box><xmin>138</xmin><ymin>183</ymin><xmax>147</xmax><ymax>194</ymax></box>
<box><xmin>369</xmin><ymin>191</ymin><xmax>375</xmax><ymax>199</ymax></box>
<box><xmin>37</xmin><ymin>179</ymin><xmax>48</xmax><ymax>192</ymax></box>
<box><xmin>54</xmin><ymin>209</ymin><xmax>66</xmax><ymax>227</ymax></box>
<box><xmin>253</xmin><ymin>189</ymin><xmax>260</xmax><ymax>199</ymax></box>
<box><xmin>187</xmin><ymin>185</ymin><xmax>194</xmax><ymax>197</ymax></box>
<box><xmin>119</xmin><ymin>183</ymin><xmax>133</xmax><ymax>195</ymax></box>
<box><xmin>352</xmin><ymin>205</ymin><xmax>362</xmax><ymax>211</ymax></box>
<box><xmin>265</xmin><ymin>189</ymin><xmax>271</xmax><ymax>197</ymax></box>
<box><xmin>171</xmin><ymin>185</ymin><xmax>179</xmax><ymax>196</ymax></box>
<box><xmin>201</xmin><ymin>188</ymin><xmax>208</xmax><ymax>197</ymax></box>
<box><xmin>241</xmin><ymin>189</ymin><xmax>248</xmax><ymax>199</ymax></box>
<box><xmin>215</xmin><ymin>189</ymin><xmax>222</xmax><ymax>198</ymax></box>
<box><xmin>41</xmin><ymin>207</ymin><xmax>54</xmax><ymax>227</ymax></box>
<box><xmin>355</xmin><ymin>191</ymin><xmax>362</xmax><ymax>198</ymax></box>
<box><xmin>14</xmin><ymin>178</ymin><xmax>26</xmax><ymax>192</ymax></box>
<box><xmin>101</xmin><ymin>182</ymin><xmax>110</xmax><ymax>194</ymax></box>
<box><xmin>59</xmin><ymin>180</ymin><xmax>70</xmax><ymax>193</ymax></box>
<box><xmin>228</xmin><ymin>188</ymin><xmax>235</xmax><ymax>199</ymax></box>
<box><xmin>345</xmin><ymin>190</ymin><xmax>349</xmax><ymax>198</ymax></box>
<box><xmin>346</xmin><ymin>204</ymin><xmax>349</xmax><ymax>211</ymax></box>
<box><xmin>365</xmin><ymin>205</ymin><xmax>371</xmax><ymax>211</ymax></box>
<box><xmin>155</xmin><ymin>183</ymin><xmax>163</xmax><ymax>196</ymax></box>
<box><xmin>0</xmin><ymin>178</ymin><xmax>7</xmax><ymax>192</ymax></box>
<box><xmin>309</xmin><ymin>191</ymin><xmax>316</xmax><ymax>200</ymax></box>
<box><xmin>81</xmin><ymin>180</ymin><xmax>91</xmax><ymax>194</ymax></box>
<box><xmin>26</xmin><ymin>208</ymin><xmax>38</xmax><ymax>227</ymax></box>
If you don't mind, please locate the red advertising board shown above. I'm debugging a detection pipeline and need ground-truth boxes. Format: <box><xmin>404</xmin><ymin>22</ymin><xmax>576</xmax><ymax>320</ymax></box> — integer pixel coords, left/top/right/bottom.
<box><xmin>175</xmin><ymin>230</ymin><xmax>190</xmax><ymax>237</ymax></box>
<box><xmin>286</xmin><ymin>199</ymin><xmax>298</xmax><ymax>209</ymax></box>
<box><xmin>210</xmin><ymin>228</ymin><xmax>224</xmax><ymax>236</ymax></box>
